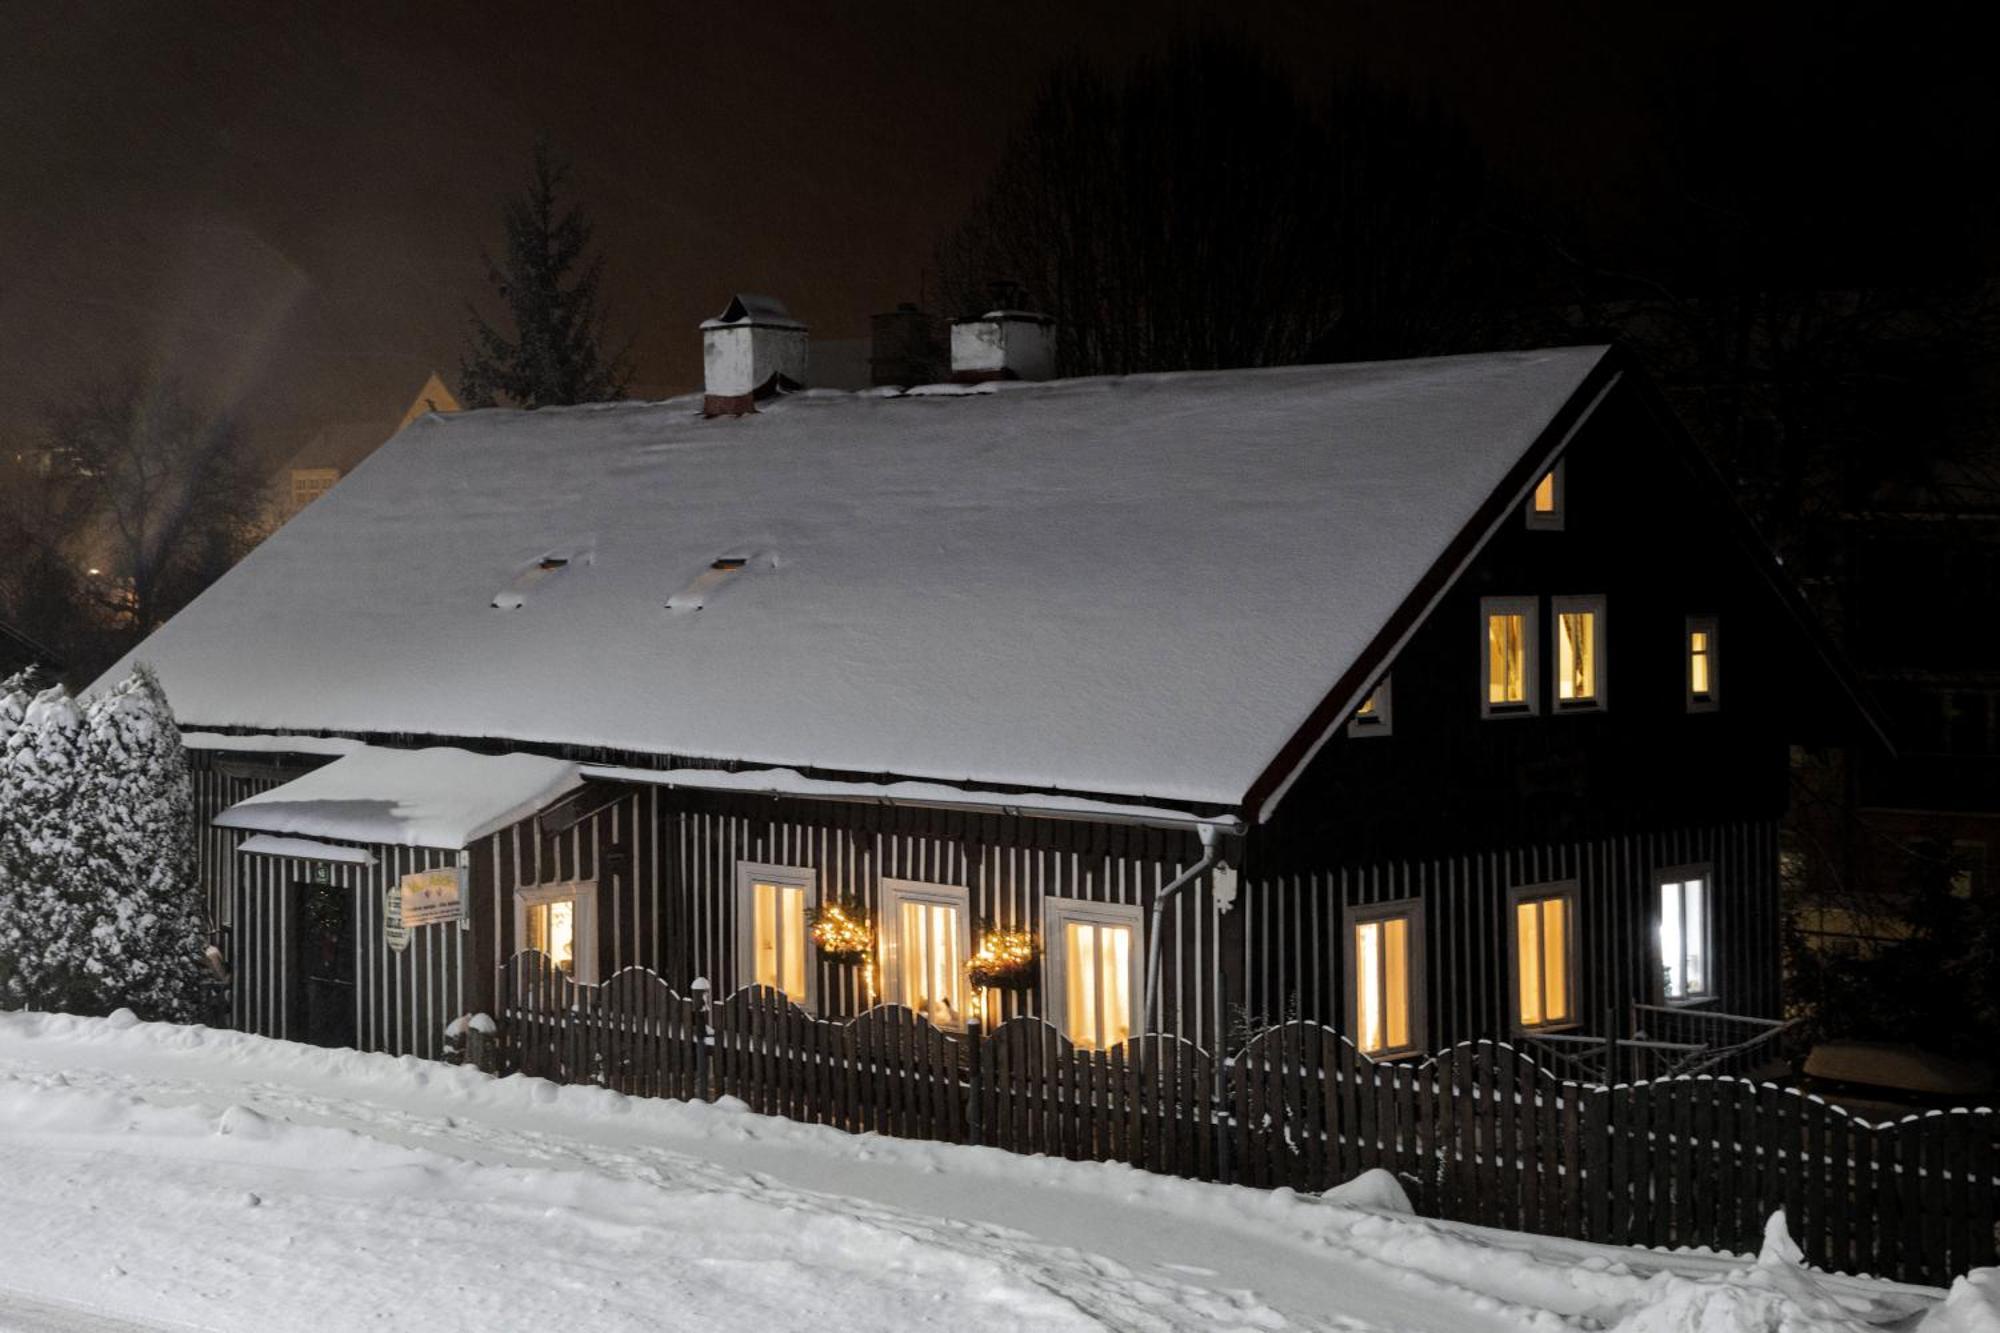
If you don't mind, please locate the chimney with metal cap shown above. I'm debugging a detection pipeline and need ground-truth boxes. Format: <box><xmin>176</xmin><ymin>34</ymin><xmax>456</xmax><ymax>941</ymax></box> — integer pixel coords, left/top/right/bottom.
<box><xmin>702</xmin><ymin>294</ymin><xmax>809</xmax><ymax>417</ymax></box>
<box><xmin>949</xmin><ymin>306</ymin><xmax>1055</xmax><ymax>384</ymax></box>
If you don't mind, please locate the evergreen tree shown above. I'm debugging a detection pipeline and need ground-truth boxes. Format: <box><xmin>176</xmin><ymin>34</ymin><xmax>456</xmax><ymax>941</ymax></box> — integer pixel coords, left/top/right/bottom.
<box><xmin>0</xmin><ymin>684</ymin><xmax>92</xmax><ymax>1011</ymax></box>
<box><xmin>459</xmin><ymin>140</ymin><xmax>631</xmax><ymax>409</ymax></box>
<box><xmin>75</xmin><ymin>665</ymin><xmax>205</xmax><ymax>1021</ymax></box>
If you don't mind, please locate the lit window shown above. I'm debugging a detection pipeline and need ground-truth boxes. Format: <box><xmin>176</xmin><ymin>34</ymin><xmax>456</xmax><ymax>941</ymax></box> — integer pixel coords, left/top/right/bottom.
<box><xmin>1046</xmin><ymin>898</ymin><xmax>1140</xmax><ymax>1050</ymax></box>
<box><xmin>734</xmin><ymin>862</ymin><xmax>814</xmax><ymax>1007</ymax></box>
<box><xmin>1347</xmin><ymin>675</ymin><xmax>1393</xmax><ymax>737</ymax></box>
<box><xmin>1658</xmin><ymin>869</ymin><xmax>1711</xmax><ymax>1001</ymax></box>
<box><xmin>1687</xmin><ymin>616</ymin><xmax>1719</xmax><ymax>711</ymax></box>
<box><xmin>514</xmin><ymin>880</ymin><xmax>598</xmax><ymax>983</ymax></box>
<box><xmin>1346</xmin><ymin>900</ymin><xmax>1423</xmax><ymax>1057</ymax></box>
<box><xmin>1552</xmin><ymin>595</ymin><xmax>1606</xmax><ymax>709</ymax></box>
<box><xmin>1512</xmin><ymin>885</ymin><xmax>1575</xmax><ymax>1029</ymax></box>
<box><xmin>1481</xmin><ymin>597</ymin><xmax>1539</xmax><ymax>716</ymax></box>
<box><xmin>1527</xmin><ymin>460</ymin><xmax>1564</xmax><ymax>530</ymax></box>
<box><xmin>884</xmin><ymin>879</ymin><xmax>970</xmax><ymax>1028</ymax></box>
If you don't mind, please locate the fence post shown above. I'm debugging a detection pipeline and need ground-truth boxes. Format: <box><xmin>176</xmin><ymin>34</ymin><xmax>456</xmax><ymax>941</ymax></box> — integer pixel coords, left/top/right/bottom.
<box><xmin>691</xmin><ymin>976</ymin><xmax>713</xmax><ymax>1102</ymax></box>
<box><xmin>1602</xmin><ymin>1007</ymin><xmax>1619</xmax><ymax>1085</ymax></box>
<box><xmin>1214</xmin><ymin>1056</ymin><xmax>1233</xmax><ymax>1185</ymax></box>
<box><xmin>965</xmin><ymin>1018</ymin><xmax>984</xmax><ymax>1147</ymax></box>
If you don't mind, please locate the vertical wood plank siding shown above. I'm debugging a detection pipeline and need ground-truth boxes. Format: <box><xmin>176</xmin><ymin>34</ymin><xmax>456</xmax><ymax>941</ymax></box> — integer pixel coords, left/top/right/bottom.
<box><xmin>1237</xmin><ymin>820</ymin><xmax>1780</xmax><ymax>1049</ymax></box>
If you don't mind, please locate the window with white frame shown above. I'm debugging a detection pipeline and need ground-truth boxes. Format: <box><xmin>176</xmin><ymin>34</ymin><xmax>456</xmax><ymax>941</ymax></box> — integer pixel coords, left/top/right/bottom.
<box><xmin>1687</xmin><ymin>616</ymin><xmax>1719</xmax><ymax>712</ymax></box>
<box><xmin>1044</xmin><ymin>897</ymin><xmax>1142</xmax><ymax>1050</ymax></box>
<box><xmin>1658</xmin><ymin>867</ymin><xmax>1712</xmax><ymax>1001</ymax></box>
<box><xmin>1481</xmin><ymin>596</ymin><xmax>1540</xmax><ymax>717</ymax></box>
<box><xmin>1510</xmin><ymin>883</ymin><xmax>1576</xmax><ymax>1030</ymax></box>
<box><xmin>734</xmin><ymin>862</ymin><xmax>815</xmax><ymax>1008</ymax></box>
<box><xmin>1552</xmin><ymin>595</ymin><xmax>1607</xmax><ymax>710</ymax></box>
<box><xmin>883</xmin><ymin>878</ymin><xmax>971</xmax><ymax>1028</ymax></box>
<box><xmin>1347</xmin><ymin>675</ymin><xmax>1393</xmax><ymax>737</ymax></box>
<box><xmin>1526</xmin><ymin>459</ymin><xmax>1564</xmax><ymax>530</ymax></box>
<box><xmin>1345</xmin><ymin>899</ymin><xmax>1424</xmax><ymax>1057</ymax></box>
<box><xmin>515</xmin><ymin>880</ymin><xmax>599</xmax><ymax>984</ymax></box>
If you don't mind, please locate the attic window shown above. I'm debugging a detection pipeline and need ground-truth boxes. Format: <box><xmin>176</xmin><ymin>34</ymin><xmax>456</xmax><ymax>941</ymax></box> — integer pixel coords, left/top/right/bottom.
<box><xmin>1347</xmin><ymin>676</ymin><xmax>1393</xmax><ymax>737</ymax></box>
<box><xmin>1527</xmin><ymin>460</ymin><xmax>1565</xmax><ymax>531</ymax></box>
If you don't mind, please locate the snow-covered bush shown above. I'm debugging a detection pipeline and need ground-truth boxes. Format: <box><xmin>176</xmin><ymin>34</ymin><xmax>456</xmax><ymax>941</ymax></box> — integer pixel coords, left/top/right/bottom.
<box><xmin>0</xmin><ymin>666</ymin><xmax>206</xmax><ymax>1021</ymax></box>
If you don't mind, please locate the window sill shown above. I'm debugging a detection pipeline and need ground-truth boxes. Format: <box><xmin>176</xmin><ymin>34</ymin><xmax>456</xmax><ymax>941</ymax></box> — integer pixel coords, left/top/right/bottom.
<box><xmin>1663</xmin><ymin>994</ymin><xmax>1717</xmax><ymax>1010</ymax></box>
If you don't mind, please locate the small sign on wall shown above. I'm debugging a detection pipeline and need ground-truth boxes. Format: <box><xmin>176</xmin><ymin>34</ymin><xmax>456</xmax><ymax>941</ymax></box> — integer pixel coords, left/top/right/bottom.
<box><xmin>400</xmin><ymin>868</ymin><xmax>463</xmax><ymax>929</ymax></box>
<box><xmin>384</xmin><ymin>884</ymin><xmax>408</xmax><ymax>953</ymax></box>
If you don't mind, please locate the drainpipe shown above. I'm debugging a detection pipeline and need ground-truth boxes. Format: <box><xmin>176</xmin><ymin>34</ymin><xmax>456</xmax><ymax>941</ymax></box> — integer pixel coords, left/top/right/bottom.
<box><xmin>1142</xmin><ymin>823</ymin><xmax>1224</xmax><ymax>1035</ymax></box>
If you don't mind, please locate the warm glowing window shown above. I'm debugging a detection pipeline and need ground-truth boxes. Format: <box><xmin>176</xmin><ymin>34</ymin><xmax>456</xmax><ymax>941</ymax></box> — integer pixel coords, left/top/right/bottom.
<box><xmin>734</xmin><ymin>862</ymin><xmax>815</xmax><ymax>1008</ymax></box>
<box><xmin>1347</xmin><ymin>900</ymin><xmax>1423</xmax><ymax>1057</ymax></box>
<box><xmin>1512</xmin><ymin>886</ymin><xmax>1575</xmax><ymax>1029</ymax></box>
<box><xmin>1553</xmin><ymin>595</ymin><xmax>1606</xmax><ymax>708</ymax></box>
<box><xmin>1687</xmin><ymin>616</ymin><xmax>1719</xmax><ymax>711</ymax></box>
<box><xmin>1527</xmin><ymin>460</ymin><xmax>1564</xmax><ymax>529</ymax></box>
<box><xmin>885</xmin><ymin>879</ymin><xmax>970</xmax><ymax>1028</ymax></box>
<box><xmin>1348</xmin><ymin>675</ymin><xmax>1393</xmax><ymax>737</ymax></box>
<box><xmin>1659</xmin><ymin>870</ymin><xmax>1711</xmax><ymax>1001</ymax></box>
<box><xmin>1046</xmin><ymin>898</ymin><xmax>1140</xmax><ymax>1049</ymax></box>
<box><xmin>514</xmin><ymin>880</ymin><xmax>598</xmax><ymax>983</ymax></box>
<box><xmin>1481</xmin><ymin>597</ymin><xmax>1538</xmax><ymax>716</ymax></box>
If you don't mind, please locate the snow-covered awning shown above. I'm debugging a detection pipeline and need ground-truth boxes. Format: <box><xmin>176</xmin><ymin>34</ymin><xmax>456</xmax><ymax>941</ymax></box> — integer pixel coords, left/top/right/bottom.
<box><xmin>214</xmin><ymin>746</ymin><xmax>582</xmax><ymax>849</ymax></box>
<box><xmin>578</xmin><ymin>763</ymin><xmax>1243</xmax><ymax>834</ymax></box>
<box><xmin>237</xmin><ymin>834</ymin><xmax>378</xmax><ymax>866</ymax></box>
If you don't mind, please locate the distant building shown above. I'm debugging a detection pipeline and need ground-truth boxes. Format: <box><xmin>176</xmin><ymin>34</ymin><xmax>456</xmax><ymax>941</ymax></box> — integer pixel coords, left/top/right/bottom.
<box><xmin>273</xmin><ymin>372</ymin><xmax>461</xmax><ymax>524</ymax></box>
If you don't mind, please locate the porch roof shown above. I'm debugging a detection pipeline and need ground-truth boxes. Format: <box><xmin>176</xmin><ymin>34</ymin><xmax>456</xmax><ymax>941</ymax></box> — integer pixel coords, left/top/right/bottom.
<box><xmin>213</xmin><ymin>745</ymin><xmax>582</xmax><ymax>850</ymax></box>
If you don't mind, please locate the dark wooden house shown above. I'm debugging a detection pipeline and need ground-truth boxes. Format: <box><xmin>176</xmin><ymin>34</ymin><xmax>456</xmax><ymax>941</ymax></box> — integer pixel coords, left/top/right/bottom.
<box><xmin>103</xmin><ymin>322</ymin><xmax>1876</xmax><ymax>1068</ymax></box>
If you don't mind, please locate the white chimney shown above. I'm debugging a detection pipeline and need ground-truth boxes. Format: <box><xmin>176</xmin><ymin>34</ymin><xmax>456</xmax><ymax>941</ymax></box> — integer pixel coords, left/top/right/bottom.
<box><xmin>950</xmin><ymin>309</ymin><xmax>1055</xmax><ymax>383</ymax></box>
<box><xmin>701</xmin><ymin>294</ymin><xmax>809</xmax><ymax>417</ymax></box>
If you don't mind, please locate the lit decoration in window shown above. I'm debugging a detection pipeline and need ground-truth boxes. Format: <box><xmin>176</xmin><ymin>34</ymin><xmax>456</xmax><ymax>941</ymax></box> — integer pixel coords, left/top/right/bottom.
<box><xmin>525</xmin><ymin>898</ymin><xmax>575</xmax><ymax>976</ymax></box>
<box><xmin>806</xmin><ymin>899</ymin><xmax>873</xmax><ymax>964</ymax></box>
<box><xmin>1660</xmin><ymin>875</ymin><xmax>1709</xmax><ymax>999</ymax></box>
<box><xmin>1060</xmin><ymin>921</ymin><xmax>1130</xmax><ymax>1050</ymax></box>
<box><xmin>1488</xmin><ymin>612</ymin><xmax>1527</xmax><ymax>705</ymax></box>
<box><xmin>1515</xmin><ymin>893</ymin><xmax>1572</xmax><ymax>1028</ymax></box>
<box><xmin>966</xmin><ymin>927</ymin><xmax>1040</xmax><ymax>992</ymax></box>
<box><xmin>1353</xmin><ymin>914</ymin><xmax>1412</xmax><ymax>1055</ymax></box>
<box><xmin>1557</xmin><ymin>609</ymin><xmax>1598</xmax><ymax>702</ymax></box>
<box><xmin>1532</xmin><ymin>470</ymin><xmax>1558</xmax><ymax>513</ymax></box>
<box><xmin>1688</xmin><ymin>619</ymin><xmax>1717</xmax><ymax>707</ymax></box>
<box><xmin>751</xmin><ymin>879</ymin><xmax>808</xmax><ymax>1004</ymax></box>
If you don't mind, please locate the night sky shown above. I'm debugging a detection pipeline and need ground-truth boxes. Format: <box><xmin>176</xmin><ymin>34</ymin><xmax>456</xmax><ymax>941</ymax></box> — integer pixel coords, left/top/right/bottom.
<box><xmin>2</xmin><ymin>2</ymin><xmax>1988</xmax><ymax>462</ymax></box>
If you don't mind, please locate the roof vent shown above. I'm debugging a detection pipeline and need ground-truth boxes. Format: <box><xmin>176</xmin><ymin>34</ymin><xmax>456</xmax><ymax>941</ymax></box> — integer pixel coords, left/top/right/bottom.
<box><xmin>668</xmin><ymin>551</ymin><xmax>773</xmax><ymax>612</ymax></box>
<box><xmin>701</xmin><ymin>294</ymin><xmax>809</xmax><ymax>418</ymax></box>
<box><xmin>950</xmin><ymin>308</ymin><xmax>1055</xmax><ymax>384</ymax></box>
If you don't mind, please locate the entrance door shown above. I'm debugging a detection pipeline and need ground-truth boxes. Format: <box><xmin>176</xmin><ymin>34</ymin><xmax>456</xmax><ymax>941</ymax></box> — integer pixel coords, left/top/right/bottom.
<box><xmin>295</xmin><ymin>880</ymin><xmax>356</xmax><ymax>1048</ymax></box>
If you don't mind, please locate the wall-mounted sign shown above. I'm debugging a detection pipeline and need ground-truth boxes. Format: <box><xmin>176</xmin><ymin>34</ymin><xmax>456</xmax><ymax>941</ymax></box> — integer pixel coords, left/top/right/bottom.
<box><xmin>400</xmin><ymin>868</ymin><xmax>463</xmax><ymax>929</ymax></box>
<box><xmin>311</xmin><ymin>863</ymin><xmax>331</xmax><ymax>885</ymax></box>
<box><xmin>384</xmin><ymin>884</ymin><xmax>408</xmax><ymax>953</ymax></box>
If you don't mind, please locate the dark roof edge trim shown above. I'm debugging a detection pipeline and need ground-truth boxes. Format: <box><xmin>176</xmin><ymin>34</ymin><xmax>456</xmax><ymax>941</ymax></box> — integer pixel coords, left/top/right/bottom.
<box><xmin>1244</xmin><ymin>349</ymin><xmax>1626</xmax><ymax>824</ymax></box>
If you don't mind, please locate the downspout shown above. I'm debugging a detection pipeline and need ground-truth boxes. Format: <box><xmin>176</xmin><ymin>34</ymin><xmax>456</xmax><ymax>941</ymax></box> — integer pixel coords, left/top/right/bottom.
<box><xmin>1142</xmin><ymin>823</ymin><xmax>1224</xmax><ymax>1035</ymax></box>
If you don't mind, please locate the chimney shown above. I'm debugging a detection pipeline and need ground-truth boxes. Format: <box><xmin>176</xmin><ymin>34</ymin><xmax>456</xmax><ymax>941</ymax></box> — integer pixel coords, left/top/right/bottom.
<box><xmin>949</xmin><ymin>307</ymin><xmax>1055</xmax><ymax>384</ymax></box>
<box><xmin>701</xmin><ymin>294</ymin><xmax>808</xmax><ymax>417</ymax></box>
<box><xmin>868</xmin><ymin>303</ymin><xmax>945</xmax><ymax>387</ymax></box>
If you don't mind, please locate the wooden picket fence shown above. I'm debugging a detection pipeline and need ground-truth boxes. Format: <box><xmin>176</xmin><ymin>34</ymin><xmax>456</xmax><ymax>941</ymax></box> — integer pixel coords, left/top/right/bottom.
<box><xmin>488</xmin><ymin>952</ymin><xmax>2000</xmax><ymax>1286</ymax></box>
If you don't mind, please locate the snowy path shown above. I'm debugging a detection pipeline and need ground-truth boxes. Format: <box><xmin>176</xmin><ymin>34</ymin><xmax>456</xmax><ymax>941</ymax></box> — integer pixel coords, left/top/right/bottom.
<box><xmin>0</xmin><ymin>1012</ymin><xmax>1983</xmax><ymax>1332</ymax></box>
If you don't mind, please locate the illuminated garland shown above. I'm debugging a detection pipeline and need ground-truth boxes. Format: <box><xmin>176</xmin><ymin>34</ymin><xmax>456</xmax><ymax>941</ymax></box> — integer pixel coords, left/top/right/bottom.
<box><xmin>966</xmin><ymin>928</ymin><xmax>1040</xmax><ymax>990</ymax></box>
<box><xmin>806</xmin><ymin>900</ymin><xmax>874</xmax><ymax>965</ymax></box>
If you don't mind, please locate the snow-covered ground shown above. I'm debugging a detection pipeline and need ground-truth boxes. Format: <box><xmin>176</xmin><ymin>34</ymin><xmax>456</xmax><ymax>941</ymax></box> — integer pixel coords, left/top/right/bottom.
<box><xmin>0</xmin><ymin>1012</ymin><xmax>1991</xmax><ymax>1333</ymax></box>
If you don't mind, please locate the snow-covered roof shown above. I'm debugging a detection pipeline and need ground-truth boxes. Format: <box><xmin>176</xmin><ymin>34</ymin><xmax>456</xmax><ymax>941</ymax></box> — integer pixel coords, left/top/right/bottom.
<box><xmin>114</xmin><ymin>347</ymin><xmax>1612</xmax><ymax>809</ymax></box>
<box><xmin>701</xmin><ymin>293</ymin><xmax>804</xmax><ymax>330</ymax></box>
<box><xmin>237</xmin><ymin>834</ymin><xmax>378</xmax><ymax>865</ymax></box>
<box><xmin>182</xmin><ymin>732</ymin><xmax>368</xmax><ymax>757</ymax></box>
<box><xmin>213</xmin><ymin>746</ymin><xmax>582</xmax><ymax>849</ymax></box>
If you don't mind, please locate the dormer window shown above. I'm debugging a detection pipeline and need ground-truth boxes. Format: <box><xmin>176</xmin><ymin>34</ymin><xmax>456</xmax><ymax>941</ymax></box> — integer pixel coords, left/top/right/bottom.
<box><xmin>1526</xmin><ymin>460</ymin><xmax>1565</xmax><ymax>530</ymax></box>
<box><xmin>1347</xmin><ymin>675</ymin><xmax>1393</xmax><ymax>737</ymax></box>
<box><xmin>1687</xmin><ymin>616</ymin><xmax>1719</xmax><ymax>712</ymax></box>
<box><xmin>1552</xmin><ymin>595</ymin><xmax>1606</xmax><ymax>710</ymax></box>
<box><xmin>1481</xmin><ymin>597</ymin><xmax>1539</xmax><ymax>717</ymax></box>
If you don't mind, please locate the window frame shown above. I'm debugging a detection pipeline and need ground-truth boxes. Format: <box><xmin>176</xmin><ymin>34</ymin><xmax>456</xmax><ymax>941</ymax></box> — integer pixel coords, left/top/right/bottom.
<box><xmin>1480</xmin><ymin>595</ymin><xmax>1542</xmax><ymax>718</ymax></box>
<box><xmin>1686</xmin><ymin>615</ymin><xmax>1720</xmax><ymax>713</ymax></box>
<box><xmin>1347</xmin><ymin>674</ymin><xmax>1394</xmax><ymax>738</ymax></box>
<box><xmin>1507</xmin><ymin>881</ymin><xmax>1579</xmax><ymax>1033</ymax></box>
<box><xmin>1551</xmin><ymin>594</ymin><xmax>1608</xmax><ymax>712</ymax></box>
<box><xmin>514</xmin><ymin>879</ymin><xmax>600</xmax><ymax>985</ymax></box>
<box><xmin>1526</xmin><ymin>458</ymin><xmax>1565</xmax><ymax>531</ymax></box>
<box><xmin>733</xmin><ymin>861</ymin><xmax>818</xmax><ymax>1011</ymax></box>
<box><xmin>1342</xmin><ymin>897</ymin><xmax>1427</xmax><ymax>1059</ymax></box>
<box><xmin>1655</xmin><ymin>863</ymin><xmax>1715</xmax><ymax>1005</ymax></box>
<box><xmin>881</xmin><ymin>877</ymin><xmax>974</xmax><ymax>1030</ymax></box>
<box><xmin>1043</xmin><ymin>896</ymin><xmax>1145</xmax><ymax>1050</ymax></box>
